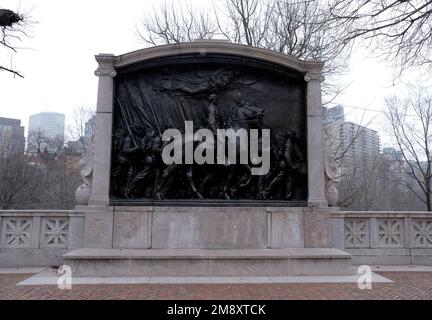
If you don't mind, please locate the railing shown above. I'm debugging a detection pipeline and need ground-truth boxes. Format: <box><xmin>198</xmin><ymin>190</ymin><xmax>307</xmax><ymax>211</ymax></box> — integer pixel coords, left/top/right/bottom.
<box><xmin>332</xmin><ymin>211</ymin><xmax>432</xmax><ymax>265</ymax></box>
<box><xmin>2</xmin><ymin>209</ymin><xmax>432</xmax><ymax>267</ymax></box>
<box><xmin>0</xmin><ymin>210</ymin><xmax>85</xmax><ymax>267</ymax></box>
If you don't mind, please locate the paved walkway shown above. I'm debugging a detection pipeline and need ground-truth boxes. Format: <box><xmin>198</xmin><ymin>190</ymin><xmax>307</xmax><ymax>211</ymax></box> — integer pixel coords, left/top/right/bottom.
<box><xmin>0</xmin><ymin>271</ymin><xmax>432</xmax><ymax>299</ymax></box>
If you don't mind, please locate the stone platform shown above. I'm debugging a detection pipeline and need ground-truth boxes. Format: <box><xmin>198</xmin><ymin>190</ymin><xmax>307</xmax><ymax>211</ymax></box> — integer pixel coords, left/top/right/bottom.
<box><xmin>64</xmin><ymin>248</ymin><xmax>353</xmax><ymax>277</ymax></box>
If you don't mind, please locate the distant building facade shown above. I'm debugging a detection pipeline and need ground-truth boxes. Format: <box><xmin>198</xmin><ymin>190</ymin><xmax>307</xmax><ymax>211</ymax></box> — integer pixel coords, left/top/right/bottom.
<box><xmin>340</xmin><ymin>121</ymin><xmax>381</xmax><ymax>165</ymax></box>
<box><xmin>323</xmin><ymin>105</ymin><xmax>344</xmax><ymax>125</ymax></box>
<box><xmin>382</xmin><ymin>147</ymin><xmax>403</xmax><ymax>162</ymax></box>
<box><xmin>27</xmin><ymin>112</ymin><xmax>65</xmax><ymax>153</ymax></box>
<box><xmin>323</xmin><ymin>105</ymin><xmax>381</xmax><ymax>171</ymax></box>
<box><xmin>379</xmin><ymin>147</ymin><xmax>405</xmax><ymax>191</ymax></box>
<box><xmin>0</xmin><ymin>117</ymin><xmax>25</xmax><ymax>154</ymax></box>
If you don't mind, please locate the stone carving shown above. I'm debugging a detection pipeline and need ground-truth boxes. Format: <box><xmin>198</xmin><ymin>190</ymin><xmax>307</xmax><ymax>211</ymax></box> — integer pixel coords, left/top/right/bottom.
<box><xmin>110</xmin><ymin>57</ymin><xmax>308</xmax><ymax>202</ymax></box>
<box><xmin>324</xmin><ymin>152</ymin><xmax>338</xmax><ymax>206</ymax></box>
<box><xmin>117</xmin><ymin>214</ymin><xmax>140</xmax><ymax>239</ymax></box>
<box><xmin>2</xmin><ymin>218</ymin><xmax>32</xmax><ymax>248</ymax></box>
<box><xmin>86</xmin><ymin>215</ymin><xmax>110</xmax><ymax>242</ymax></box>
<box><xmin>344</xmin><ymin>219</ymin><xmax>369</xmax><ymax>248</ymax></box>
<box><xmin>75</xmin><ymin>144</ymin><xmax>94</xmax><ymax>205</ymax></box>
<box><xmin>378</xmin><ymin>219</ymin><xmax>403</xmax><ymax>247</ymax></box>
<box><xmin>413</xmin><ymin>219</ymin><xmax>432</xmax><ymax>247</ymax></box>
<box><xmin>94</xmin><ymin>68</ymin><xmax>117</xmax><ymax>77</ymax></box>
<box><xmin>42</xmin><ymin>218</ymin><xmax>69</xmax><ymax>248</ymax></box>
<box><xmin>305</xmin><ymin>213</ymin><xmax>330</xmax><ymax>247</ymax></box>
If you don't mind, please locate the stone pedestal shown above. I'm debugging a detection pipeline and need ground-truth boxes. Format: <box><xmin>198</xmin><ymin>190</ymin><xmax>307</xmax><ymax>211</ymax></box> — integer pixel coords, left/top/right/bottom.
<box><xmin>64</xmin><ymin>247</ymin><xmax>353</xmax><ymax>277</ymax></box>
<box><xmin>66</xmin><ymin>205</ymin><xmax>353</xmax><ymax>276</ymax></box>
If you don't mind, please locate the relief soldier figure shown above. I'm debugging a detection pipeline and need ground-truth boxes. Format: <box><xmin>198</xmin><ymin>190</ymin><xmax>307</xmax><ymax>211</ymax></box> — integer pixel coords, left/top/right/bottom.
<box><xmin>110</xmin><ymin>63</ymin><xmax>307</xmax><ymax>202</ymax></box>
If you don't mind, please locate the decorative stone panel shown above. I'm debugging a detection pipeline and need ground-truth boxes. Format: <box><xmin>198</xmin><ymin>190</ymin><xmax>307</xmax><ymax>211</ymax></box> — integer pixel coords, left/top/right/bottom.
<box><xmin>1</xmin><ymin>218</ymin><xmax>32</xmax><ymax>248</ymax></box>
<box><xmin>113</xmin><ymin>211</ymin><xmax>150</xmax><ymax>249</ymax></box>
<box><xmin>41</xmin><ymin>217</ymin><xmax>69</xmax><ymax>248</ymax></box>
<box><xmin>304</xmin><ymin>211</ymin><xmax>330</xmax><ymax>247</ymax></box>
<box><xmin>412</xmin><ymin>219</ymin><xmax>432</xmax><ymax>248</ymax></box>
<box><xmin>377</xmin><ymin>219</ymin><xmax>404</xmax><ymax>247</ymax></box>
<box><xmin>344</xmin><ymin>218</ymin><xmax>369</xmax><ymax>248</ymax></box>
<box><xmin>84</xmin><ymin>211</ymin><xmax>114</xmax><ymax>248</ymax></box>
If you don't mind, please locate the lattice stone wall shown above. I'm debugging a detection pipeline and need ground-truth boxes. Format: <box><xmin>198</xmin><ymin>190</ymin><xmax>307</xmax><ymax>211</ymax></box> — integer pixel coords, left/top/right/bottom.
<box><xmin>343</xmin><ymin>216</ymin><xmax>432</xmax><ymax>249</ymax></box>
<box><xmin>332</xmin><ymin>212</ymin><xmax>432</xmax><ymax>265</ymax></box>
<box><xmin>0</xmin><ymin>211</ymin><xmax>84</xmax><ymax>267</ymax></box>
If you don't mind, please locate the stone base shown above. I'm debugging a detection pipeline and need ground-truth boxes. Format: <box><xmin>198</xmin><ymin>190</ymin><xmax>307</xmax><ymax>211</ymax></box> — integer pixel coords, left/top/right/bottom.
<box><xmin>347</xmin><ymin>248</ymin><xmax>432</xmax><ymax>266</ymax></box>
<box><xmin>0</xmin><ymin>248</ymin><xmax>67</xmax><ymax>268</ymax></box>
<box><xmin>64</xmin><ymin>248</ymin><xmax>353</xmax><ymax>277</ymax></box>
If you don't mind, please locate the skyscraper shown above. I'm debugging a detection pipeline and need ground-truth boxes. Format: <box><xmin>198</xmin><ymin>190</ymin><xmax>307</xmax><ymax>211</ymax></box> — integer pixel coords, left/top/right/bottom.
<box><xmin>340</xmin><ymin>121</ymin><xmax>381</xmax><ymax>166</ymax></box>
<box><xmin>322</xmin><ymin>105</ymin><xmax>381</xmax><ymax>168</ymax></box>
<box><xmin>27</xmin><ymin>112</ymin><xmax>65</xmax><ymax>153</ymax></box>
<box><xmin>323</xmin><ymin>105</ymin><xmax>345</xmax><ymax>159</ymax></box>
<box><xmin>0</xmin><ymin>117</ymin><xmax>25</xmax><ymax>154</ymax></box>
<box><xmin>323</xmin><ymin>104</ymin><xmax>344</xmax><ymax>125</ymax></box>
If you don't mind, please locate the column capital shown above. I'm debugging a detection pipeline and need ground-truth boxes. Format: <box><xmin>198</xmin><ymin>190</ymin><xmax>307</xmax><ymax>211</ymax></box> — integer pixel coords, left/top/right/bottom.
<box><xmin>94</xmin><ymin>53</ymin><xmax>117</xmax><ymax>77</ymax></box>
<box><xmin>304</xmin><ymin>71</ymin><xmax>325</xmax><ymax>82</ymax></box>
<box><xmin>94</xmin><ymin>67</ymin><xmax>117</xmax><ymax>77</ymax></box>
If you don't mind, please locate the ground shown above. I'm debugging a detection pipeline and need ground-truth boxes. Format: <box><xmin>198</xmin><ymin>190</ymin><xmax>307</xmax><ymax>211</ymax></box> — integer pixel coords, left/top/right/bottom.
<box><xmin>0</xmin><ymin>271</ymin><xmax>432</xmax><ymax>300</ymax></box>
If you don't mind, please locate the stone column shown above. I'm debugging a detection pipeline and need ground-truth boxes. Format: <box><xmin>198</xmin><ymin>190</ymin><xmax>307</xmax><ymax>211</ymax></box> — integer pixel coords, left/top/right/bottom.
<box><xmin>305</xmin><ymin>71</ymin><xmax>328</xmax><ymax>208</ymax></box>
<box><xmin>89</xmin><ymin>54</ymin><xmax>116</xmax><ymax>206</ymax></box>
<box><xmin>84</xmin><ymin>54</ymin><xmax>116</xmax><ymax>248</ymax></box>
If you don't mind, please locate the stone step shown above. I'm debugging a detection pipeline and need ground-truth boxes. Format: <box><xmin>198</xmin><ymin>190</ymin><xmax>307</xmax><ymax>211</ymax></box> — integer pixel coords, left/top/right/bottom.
<box><xmin>64</xmin><ymin>248</ymin><xmax>353</xmax><ymax>277</ymax></box>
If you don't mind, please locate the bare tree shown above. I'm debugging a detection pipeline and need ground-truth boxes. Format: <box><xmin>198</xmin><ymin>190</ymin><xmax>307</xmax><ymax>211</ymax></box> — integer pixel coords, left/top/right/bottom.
<box><xmin>374</xmin><ymin>149</ymin><xmax>425</xmax><ymax>211</ymax></box>
<box><xmin>0</xmin><ymin>120</ymin><xmax>83</xmax><ymax>209</ymax></box>
<box><xmin>385</xmin><ymin>86</ymin><xmax>432</xmax><ymax>211</ymax></box>
<box><xmin>137</xmin><ymin>1</ymin><xmax>217</xmax><ymax>45</ymax></box>
<box><xmin>323</xmin><ymin>110</ymin><xmax>371</xmax><ymax>163</ymax></box>
<box><xmin>26</xmin><ymin>129</ymin><xmax>48</xmax><ymax>155</ymax></box>
<box><xmin>0</xmin><ymin>135</ymin><xmax>44</xmax><ymax>209</ymax></box>
<box><xmin>337</xmin><ymin>154</ymin><xmax>385</xmax><ymax>210</ymax></box>
<box><xmin>0</xmin><ymin>8</ymin><xmax>30</xmax><ymax>78</ymax></box>
<box><xmin>136</xmin><ymin>0</ymin><xmax>352</xmax><ymax>97</ymax></box>
<box><xmin>66</xmin><ymin>106</ymin><xmax>96</xmax><ymax>153</ymax></box>
<box><xmin>326</xmin><ymin>124</ymin><xmax>382</xmax><ymax>210</ymax></box>
<box><xmin>215</xmin><ymin>0</ymin><xmax>273</xmax><ymax>47</ymax></box>
<box><xmin>329</xmin><ymin>0</ymin><xmax>432</xmax><ymax>75</ymax></box>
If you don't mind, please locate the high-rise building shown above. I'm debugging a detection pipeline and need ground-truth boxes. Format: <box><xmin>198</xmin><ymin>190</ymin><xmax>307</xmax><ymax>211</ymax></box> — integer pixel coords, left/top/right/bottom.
<box><xmin>380</xmin><ymin>147</ymin><xmax>405</xmax><ymax>191</ymax></box>
<box><xmin>340</xmin><ymin>121</ymin><xmax>381</xmax><ymax>166</ymax></box>
<box><xmin>323</xmin><ymin>105</ymin><xmax>381</xmax><ymax>171</ymax></box>
<box><xmin>323</xmin><ymin>105</ymin><xmax>344</xmax><ymax>125</ymax></box>
<box><xmin>27</xmin><ymin>112</ymin><xmax>65</xmax><ymax>153</ymax></box>
<box><xmin>382</xmin><ymin>147</ymin><xmax>402</xmax><ymax>161</ymax></box>
<box><xmin>0</xmin><ymin>117</ymin><xmax>25</xmax><ymax>154</ymax></box>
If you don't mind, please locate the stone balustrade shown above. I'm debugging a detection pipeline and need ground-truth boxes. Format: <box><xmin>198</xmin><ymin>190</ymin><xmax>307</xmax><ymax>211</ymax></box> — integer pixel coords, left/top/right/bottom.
<box><xmin>2</xmin><ymin>209</ymin><xmax>432</xmax><ymax>268</ymax></box>
<box><xmin>331</xmin><ymin>211</ymin><xmax>432</xmax><ymax>265</ymax></box>
<box><xmin>0</xmin><ymin>210</ymin><xmax>85</xmax><ymax>267</ymax></box>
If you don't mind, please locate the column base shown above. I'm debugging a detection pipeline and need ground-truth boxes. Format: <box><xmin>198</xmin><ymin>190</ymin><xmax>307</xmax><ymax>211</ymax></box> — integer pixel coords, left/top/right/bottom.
<box><xmin>307</xmin><ymin>197</ymin><xmax>328</xmax><ymax>208</ymax></box>
<box><xmin>88</xmin><ymin>196</ymin><xmax>110</xmax><ymax>206</ymax></box>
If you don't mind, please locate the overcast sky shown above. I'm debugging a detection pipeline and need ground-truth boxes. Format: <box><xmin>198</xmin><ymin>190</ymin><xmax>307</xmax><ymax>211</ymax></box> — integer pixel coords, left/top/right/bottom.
<box><xmin>0</xmin><ymin>0</ymin><xmax>424</xmax><ymax>147</ymax></box>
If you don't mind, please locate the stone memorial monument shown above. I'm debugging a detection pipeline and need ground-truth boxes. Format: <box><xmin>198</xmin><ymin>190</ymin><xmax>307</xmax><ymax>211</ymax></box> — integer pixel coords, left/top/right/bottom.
<box><xmin>65</xmin><ymin>41</ymin><xmax>353</xmax><ymax>276</ymax></box>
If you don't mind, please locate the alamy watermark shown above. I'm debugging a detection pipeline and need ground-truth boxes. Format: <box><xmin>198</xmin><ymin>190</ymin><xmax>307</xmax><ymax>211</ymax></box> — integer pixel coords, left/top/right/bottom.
<box><xmin>57</xmin><ymin>264</ymin><xmax>72</xmax><ymax>290</ymax></box>
<box><xmin>161</xmin><ymin>121</ymin><xmax>271</xmax><ymax>175</ymax></box>
<box><xmin>357</xmin><ymin>265</ymin><xmax>373</xmax><ymax>289</ymax></box>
